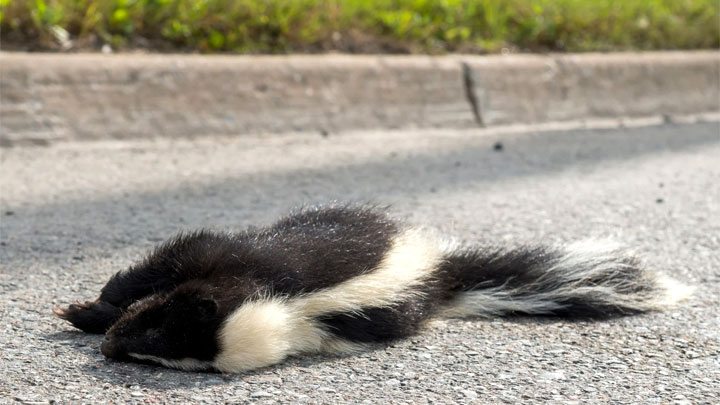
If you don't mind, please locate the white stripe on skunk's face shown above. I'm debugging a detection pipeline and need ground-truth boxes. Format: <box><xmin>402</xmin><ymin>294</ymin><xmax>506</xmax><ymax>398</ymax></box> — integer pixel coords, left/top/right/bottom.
<box><xmin>213</xmin><ymin>228</ymin><xmax>442</xmax><ymax>373</ymax></box>
<box><xmin>127</xmin><ymin>353</ymin><xmax>215</xmax><ymax>371</ymax></box>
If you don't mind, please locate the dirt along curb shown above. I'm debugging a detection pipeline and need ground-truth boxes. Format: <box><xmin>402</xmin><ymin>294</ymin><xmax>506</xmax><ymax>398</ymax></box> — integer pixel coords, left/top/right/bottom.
<box><xmin>1</xmin><ymin>51</ymin><xmax>718</xmax><ymax>146</ymax></box>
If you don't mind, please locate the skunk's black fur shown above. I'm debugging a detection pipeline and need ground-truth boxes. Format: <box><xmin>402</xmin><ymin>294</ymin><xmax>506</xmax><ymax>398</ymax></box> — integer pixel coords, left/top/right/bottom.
<box><xmin>55</xmin><ymin>205</ymin><xmax>691</xmax><ymax>373</ymax></box>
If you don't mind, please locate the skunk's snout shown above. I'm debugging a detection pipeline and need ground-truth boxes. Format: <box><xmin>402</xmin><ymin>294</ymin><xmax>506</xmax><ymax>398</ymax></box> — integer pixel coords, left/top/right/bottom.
<box><xmin>100</xmin><ymin>336</ymin><xmax>127</xmax><ymax>359</ymax></box>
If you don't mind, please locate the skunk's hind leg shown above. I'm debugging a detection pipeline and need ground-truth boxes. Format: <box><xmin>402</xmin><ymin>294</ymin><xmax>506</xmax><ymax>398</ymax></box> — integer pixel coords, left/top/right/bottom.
<box><xmin>319</xmin><ymin>305</ymin><xmax>431</xmax><ymax>343</ymax></box>
<box><xmin>53</xmin><ymin>299</ymin><xmax>123</xmax><ymax>334</ymax></box>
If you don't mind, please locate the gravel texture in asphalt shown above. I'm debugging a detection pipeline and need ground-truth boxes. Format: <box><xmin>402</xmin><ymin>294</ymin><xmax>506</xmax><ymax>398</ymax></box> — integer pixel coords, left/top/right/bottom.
<box><xmin>1</xmin><ymin>121</ymin><xmax>719</xmax><ymax>404</ymax></box>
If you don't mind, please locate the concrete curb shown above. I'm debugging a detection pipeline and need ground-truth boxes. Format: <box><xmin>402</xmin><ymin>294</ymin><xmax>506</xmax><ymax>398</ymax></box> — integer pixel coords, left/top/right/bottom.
<box><xmin>1</xmin><ymin>51</ymin><xmax>718</xmax><ymax>145</ymax></box>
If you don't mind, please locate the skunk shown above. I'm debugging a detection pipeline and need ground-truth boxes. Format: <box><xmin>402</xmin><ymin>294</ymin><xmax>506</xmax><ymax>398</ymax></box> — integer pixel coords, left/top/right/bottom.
<box><xmin>55</xmin><ymin>205</ymin><xmax>692</xmax><ymax>373</ymax></box>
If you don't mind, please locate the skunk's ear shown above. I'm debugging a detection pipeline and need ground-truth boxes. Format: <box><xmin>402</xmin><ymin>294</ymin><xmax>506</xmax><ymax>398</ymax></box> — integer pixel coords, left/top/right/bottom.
<box><xmin>196</xmin><ymin>298</ymin><xmax>218</xmax><ymax>319</ymax></box>
<box><xmin>169</xmin><ymin>281</ymin><xmax>219</xmax><ymax>319</ymax></box>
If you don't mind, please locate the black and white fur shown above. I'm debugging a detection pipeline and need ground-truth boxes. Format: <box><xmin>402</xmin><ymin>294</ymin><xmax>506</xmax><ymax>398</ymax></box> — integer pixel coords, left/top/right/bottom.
<box><xmin>55</xmin><ymin>205</ymin><xmax>692</xmax><ymax>373</ymax></box>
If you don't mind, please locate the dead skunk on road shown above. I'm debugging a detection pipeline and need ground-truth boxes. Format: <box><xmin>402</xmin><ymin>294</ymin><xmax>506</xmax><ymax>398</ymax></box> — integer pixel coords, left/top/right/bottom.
<box><xmin>55</xmin><ymin>204</ymin><xmax>692</xmax><ymax>373</ymax></box>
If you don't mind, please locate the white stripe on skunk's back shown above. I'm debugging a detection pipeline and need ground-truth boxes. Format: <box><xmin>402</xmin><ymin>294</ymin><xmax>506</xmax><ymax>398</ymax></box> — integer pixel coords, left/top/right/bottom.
<box><xmin>292</xmin><ymin>227</ymin><xmax>443</xmax><ymax>317</ymax></box>
<box><xmin>213</xmin><ymin>228</ymin><xmax>443</xmax><ymax>373</ymax></box>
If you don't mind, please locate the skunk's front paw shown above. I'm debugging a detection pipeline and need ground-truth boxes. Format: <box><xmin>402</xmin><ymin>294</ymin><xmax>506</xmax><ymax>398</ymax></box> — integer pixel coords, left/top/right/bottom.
<box><xmin>53</xmin><ymin>300</ymin><xmax>122</xmax><ymax>334</ymax></box>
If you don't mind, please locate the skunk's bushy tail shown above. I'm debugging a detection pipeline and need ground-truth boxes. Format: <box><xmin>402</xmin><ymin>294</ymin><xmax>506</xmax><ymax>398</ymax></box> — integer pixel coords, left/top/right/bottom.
<box><xmin>439</xmin><ymin>240</ymin><xmax>693</xmax><ymax>318</ymax></box>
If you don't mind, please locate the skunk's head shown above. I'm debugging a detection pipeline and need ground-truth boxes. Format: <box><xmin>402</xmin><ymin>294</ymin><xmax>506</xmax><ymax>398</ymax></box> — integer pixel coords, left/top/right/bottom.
<box><xmin>101</xmin><ymin>284</ymin><xmax>222</xmax><ymax>371</ymax></box>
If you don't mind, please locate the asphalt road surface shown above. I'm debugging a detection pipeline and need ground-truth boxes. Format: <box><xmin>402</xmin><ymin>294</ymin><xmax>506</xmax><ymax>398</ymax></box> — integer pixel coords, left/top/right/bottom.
<box><xmin>1</xmin><ymin>121</ymin><xmax>719</xmax><ymax>404</ymax></box>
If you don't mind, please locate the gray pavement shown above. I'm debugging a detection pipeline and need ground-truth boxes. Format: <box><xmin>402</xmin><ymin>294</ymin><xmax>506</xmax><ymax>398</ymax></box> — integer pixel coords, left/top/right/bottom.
<box><xmin>1</xmin><ymin>121</ymin><xmax>719</xmax><ymax>404</ymax></box>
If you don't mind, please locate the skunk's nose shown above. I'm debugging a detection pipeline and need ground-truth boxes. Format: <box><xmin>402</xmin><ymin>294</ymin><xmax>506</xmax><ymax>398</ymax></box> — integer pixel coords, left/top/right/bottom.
<box><xmin>100</xmin><ymin>336</ymin><xmax>126</xmax><ymax>359</ymax></box>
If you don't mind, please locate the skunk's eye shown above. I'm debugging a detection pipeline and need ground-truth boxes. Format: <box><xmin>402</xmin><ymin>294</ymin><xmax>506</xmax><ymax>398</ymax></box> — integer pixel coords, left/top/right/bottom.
<box><xmin>145</xmin><ymin>328</ymin><xmax>160</xmax><ymax>339</ymax></box>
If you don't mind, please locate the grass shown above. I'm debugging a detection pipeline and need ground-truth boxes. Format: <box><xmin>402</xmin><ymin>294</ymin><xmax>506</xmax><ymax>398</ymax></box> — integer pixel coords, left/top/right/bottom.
<box><xmin>1</xmin><ymin>0</ymin><xmax>718</xmax><ymax>53</ymax></box>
